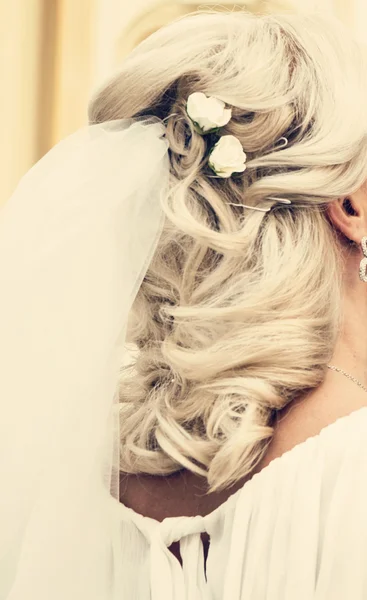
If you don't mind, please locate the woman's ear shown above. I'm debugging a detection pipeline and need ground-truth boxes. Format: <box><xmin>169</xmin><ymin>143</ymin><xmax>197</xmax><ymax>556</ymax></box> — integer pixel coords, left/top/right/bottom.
<box><xmin>342</xmin><ymin>198</ymin><xmax>358</xmax><ymax>216</ymax></box>
<box><xmin>327</xmin><ymin>186</ymin><xmax>367</xmax><ymax>245</ymax></box>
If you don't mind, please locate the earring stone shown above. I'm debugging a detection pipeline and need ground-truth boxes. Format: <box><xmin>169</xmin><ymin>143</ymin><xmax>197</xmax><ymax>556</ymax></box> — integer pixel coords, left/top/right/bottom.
<box><xmin>360</xmin><ymin>235</ymin><xmax>367</xmax><ymax>282</ymax></box>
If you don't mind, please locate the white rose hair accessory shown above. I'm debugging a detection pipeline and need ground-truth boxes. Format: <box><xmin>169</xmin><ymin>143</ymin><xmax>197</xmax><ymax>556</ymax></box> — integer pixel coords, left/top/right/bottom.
<box><xmin>186</xmin><ymin>91</ymin><xmax>247</xmax><ymax>179</ymax></box>
<box><xmin>185</xmin><ymin>92</ymin><xmax>292</xmax><ymax>210</ymax></box>
<box><xmin>208</xmin><ymin>135</ymin><xmax>247</xmax><ymax>178</ymax></box>
<box><xmin>186</xmin><ymin>92</ymin><xmax>232</xmax><ymax>134</ymax></box>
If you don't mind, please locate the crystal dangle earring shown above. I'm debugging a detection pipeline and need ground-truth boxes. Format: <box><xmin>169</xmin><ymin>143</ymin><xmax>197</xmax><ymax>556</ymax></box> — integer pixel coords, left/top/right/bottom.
<box><xmin>360</xmin><ymin>235</ymin><xmax>367</xmax><ymax>282</ymax></box>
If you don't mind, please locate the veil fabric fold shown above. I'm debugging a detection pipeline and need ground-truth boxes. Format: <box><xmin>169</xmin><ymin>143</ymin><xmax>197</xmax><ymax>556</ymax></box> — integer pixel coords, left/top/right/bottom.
<box><xmin>0</xmin><ymin>118</ymin><xmax>169</xmax><ymax>599</ymax></box>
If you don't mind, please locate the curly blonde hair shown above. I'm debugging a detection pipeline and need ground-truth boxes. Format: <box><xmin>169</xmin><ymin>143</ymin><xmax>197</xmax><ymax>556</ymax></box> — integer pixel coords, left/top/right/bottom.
<box><xmin>88</xmin><ymin>10</ymin><xmax>367</xmax><ymax>493</ymax></box>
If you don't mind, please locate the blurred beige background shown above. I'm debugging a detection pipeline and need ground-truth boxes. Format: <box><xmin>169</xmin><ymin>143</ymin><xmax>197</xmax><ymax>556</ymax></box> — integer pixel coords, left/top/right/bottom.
<box><xmin>0</xmin><ymin>0</ymin><xmax>365</xmax><ymax>206</ymax></box>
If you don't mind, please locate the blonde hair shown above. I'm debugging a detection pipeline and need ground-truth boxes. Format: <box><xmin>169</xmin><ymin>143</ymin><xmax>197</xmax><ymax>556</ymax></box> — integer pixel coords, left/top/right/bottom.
<box><xmin>88</xmin><ymin>11</ymin><xmax>367</xmax><ymax>493</ymax></box>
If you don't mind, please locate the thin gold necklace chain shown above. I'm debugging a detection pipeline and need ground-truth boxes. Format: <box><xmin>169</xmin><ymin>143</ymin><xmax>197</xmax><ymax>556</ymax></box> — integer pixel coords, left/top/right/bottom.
<box><xmin>327</xmin><ymin>365</ymin><xmax>367</xmax><ymax>394</ymax></box>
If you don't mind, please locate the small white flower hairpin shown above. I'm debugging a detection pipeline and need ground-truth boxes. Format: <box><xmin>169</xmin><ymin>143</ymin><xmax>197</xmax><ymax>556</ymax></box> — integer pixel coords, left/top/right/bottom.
<box><xmin>186</xmin><ymin>91</ymin><xmax>232</xmax><ymax>134</ymax></box>
<box><xmin>186</xmin><ymin>91</ymin><xmax>247</xmax><ymax>178</ymax></box>
<box><xmin>208</xmin><ymin>135</ymin><xmax>247</xmax><ymax>179</ymax></box>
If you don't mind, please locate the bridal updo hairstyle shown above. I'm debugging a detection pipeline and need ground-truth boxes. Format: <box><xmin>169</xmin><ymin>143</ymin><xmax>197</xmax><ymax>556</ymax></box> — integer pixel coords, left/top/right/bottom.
<box><xmin>88</xmin><ymin>11</ymin><xmax>367</xmax><ymax>492</ymax></box>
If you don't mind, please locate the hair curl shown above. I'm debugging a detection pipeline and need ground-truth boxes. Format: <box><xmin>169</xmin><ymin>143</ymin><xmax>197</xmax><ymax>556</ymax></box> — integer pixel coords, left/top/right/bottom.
<box><xmin>88</xmin><ymin>10</ymin><xmax>367</xmax><ymax>492</ymax></box>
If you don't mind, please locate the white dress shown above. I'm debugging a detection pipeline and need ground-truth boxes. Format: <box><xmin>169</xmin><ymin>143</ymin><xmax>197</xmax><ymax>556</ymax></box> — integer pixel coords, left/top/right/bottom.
<box><xmin>106</xmin><ymin>406</ymin><xmax>367</xmax><ymax>599</ymax></box>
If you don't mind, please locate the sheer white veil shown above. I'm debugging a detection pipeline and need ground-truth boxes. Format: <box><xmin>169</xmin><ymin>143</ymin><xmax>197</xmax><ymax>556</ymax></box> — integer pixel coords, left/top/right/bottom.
<box><xmin>0</xmin><ymin>117</ymin><xmax>169</xmax><ymax>598</ymax></box>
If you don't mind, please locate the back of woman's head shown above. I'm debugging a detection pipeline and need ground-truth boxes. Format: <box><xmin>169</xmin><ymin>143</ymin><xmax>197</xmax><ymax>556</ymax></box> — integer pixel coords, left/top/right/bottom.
<box><xmin>88</xmin><ymin>11</ymin><xmax>367</xmax><ymax>492</ymax></box>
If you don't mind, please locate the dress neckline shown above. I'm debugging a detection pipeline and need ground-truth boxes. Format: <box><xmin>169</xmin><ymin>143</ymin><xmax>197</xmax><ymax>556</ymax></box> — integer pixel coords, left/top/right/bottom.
<box><xmin>111</xmin><ymin>405</ymin><xmax>367</xmax><ymax>526</ymax></box>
